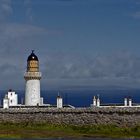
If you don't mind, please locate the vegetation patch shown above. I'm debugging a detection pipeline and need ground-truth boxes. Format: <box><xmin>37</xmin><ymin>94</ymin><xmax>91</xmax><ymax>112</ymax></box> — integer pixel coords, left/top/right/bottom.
<box><xmin>0</xmin><ymin>122</ymin><xmax>140</xmax><ymax>138</ymax></box>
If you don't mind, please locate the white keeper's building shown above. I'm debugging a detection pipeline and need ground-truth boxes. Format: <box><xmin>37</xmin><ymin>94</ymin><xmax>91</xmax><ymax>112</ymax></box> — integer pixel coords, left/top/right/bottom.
<box><xmin>3</xmin><ymin>89</ymin><xmax>18</xmax><ymax>109</ymax></box>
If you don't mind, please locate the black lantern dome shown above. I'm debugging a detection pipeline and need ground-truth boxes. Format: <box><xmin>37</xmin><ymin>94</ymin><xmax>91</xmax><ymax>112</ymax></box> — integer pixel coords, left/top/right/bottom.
<box><xmin>27</xmin><ymin>50</ymin><xmax>38</xmax><ymax>61</ymax></box>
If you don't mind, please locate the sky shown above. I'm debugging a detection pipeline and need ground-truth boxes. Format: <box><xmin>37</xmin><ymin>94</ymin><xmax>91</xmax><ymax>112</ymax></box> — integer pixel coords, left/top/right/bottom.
<box><xmin>0</xmin><ymin>0</ymin><xmax>140</xmax><ymax>90</ymax></box>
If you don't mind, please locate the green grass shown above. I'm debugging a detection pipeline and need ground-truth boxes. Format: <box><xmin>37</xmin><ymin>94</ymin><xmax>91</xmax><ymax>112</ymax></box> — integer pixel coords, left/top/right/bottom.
<box><xmin>0</xmin><ymin>122</ymin><xmax>140</xmax><ymax>138</ymax></box>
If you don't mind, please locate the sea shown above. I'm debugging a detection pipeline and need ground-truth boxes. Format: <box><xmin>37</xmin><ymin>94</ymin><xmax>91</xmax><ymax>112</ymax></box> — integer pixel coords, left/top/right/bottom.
<box><xmin>0</xmin><ymin>89</ymin><xmax>140</xmax><ymax>107</ymax></box>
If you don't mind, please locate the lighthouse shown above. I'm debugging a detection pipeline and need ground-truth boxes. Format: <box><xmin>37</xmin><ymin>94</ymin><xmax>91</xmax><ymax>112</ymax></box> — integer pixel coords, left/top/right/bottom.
<box><xmin>24</xmin><ymin>51</ymin><xmax>41</xmax><ymax>106</ymax></box>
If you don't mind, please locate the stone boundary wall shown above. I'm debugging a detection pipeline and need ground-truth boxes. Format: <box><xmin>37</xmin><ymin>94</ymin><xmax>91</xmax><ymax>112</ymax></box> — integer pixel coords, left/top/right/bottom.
<box><xmin>1</xmin><ymin>107</ymin><xmax>140</xmax><ymax>126</ymax></box>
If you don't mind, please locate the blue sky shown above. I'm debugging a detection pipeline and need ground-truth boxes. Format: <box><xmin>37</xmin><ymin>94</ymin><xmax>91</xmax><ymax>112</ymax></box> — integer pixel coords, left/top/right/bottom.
<box><xmin>0</xmin><ymin>0</ymin><xmax>140</xmax><ymax>90</ymax></box>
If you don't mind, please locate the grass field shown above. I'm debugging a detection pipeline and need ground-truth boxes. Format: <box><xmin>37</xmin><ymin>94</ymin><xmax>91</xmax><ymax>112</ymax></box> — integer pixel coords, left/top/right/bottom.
<box><xmin>0</xmin><ymin>122</ymin><xmax>140</xmax><ymax>138</ymax></box>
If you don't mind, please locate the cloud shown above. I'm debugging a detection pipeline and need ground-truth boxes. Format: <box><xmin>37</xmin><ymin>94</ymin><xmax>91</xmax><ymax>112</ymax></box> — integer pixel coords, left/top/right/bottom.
<box><xmin>0</xmin><ymin>23</ymin><xmax>48</xmax><ymax>52</ymax></box>
<box><xmin>0</xmin><ymin>23</ymin><xmax>47</xmax><ymax>38</ymax></box>
<box><xmin>24</xmin><ymin>0</ymin><xmax>33</xmax><ymax>22</ymax></box>
<box><xmin>0</xmin><ymin>21</ymin><xmax>64</xmax><ymax>89</ymax></box>
<box><xmin>0</xmin><ymin>25</ymin><xmax>137</xmax><ymax>89</ymax></box>
<box><xmin>0</xmin><ymin>63</ymin><xmax>20</xmax><ymax>77</ymax></box>
<box><xmin>131</xmin><ymin>11</ymin><xmax>140</xmax><ymax>19</ymax></box>
<box><xmin>129</xmin><ymin>0</ymin><xmax>140</xmax><ymax>19</ymax></box>
<box><xmin>0</xmin><ymin>0</ymin><xmax>13</xmax><ymax>21</ymax></box>
<box><xmin>0</xmin><ymin>63</ymin><xmax>23</xmax><ymax>89</ymax></box>
<box><xmin>0</xmin><ymin>24</ymin><xmax>138</xmax><ymax>89</ymax></box>
<box><xmin>41</xmin><ymin>52</ymin><xmax>140</xmax><ymax>88</ymax></box>
<box><xmin>0</xmin><ymin>23</ymin><xmax>48</xmax><ymax>89</ymax></box>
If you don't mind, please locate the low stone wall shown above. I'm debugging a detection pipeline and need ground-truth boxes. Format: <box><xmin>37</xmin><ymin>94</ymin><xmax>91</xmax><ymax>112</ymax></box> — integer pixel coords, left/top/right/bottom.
<box><xmin>1</xmin><ymin>107</ymin><xmax>140</xmax><ymax>126</ymax></box>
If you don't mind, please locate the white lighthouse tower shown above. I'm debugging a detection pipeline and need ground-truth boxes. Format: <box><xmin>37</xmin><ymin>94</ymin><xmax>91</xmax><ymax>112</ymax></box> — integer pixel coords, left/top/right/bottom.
<box><xmin>24</xmin><ymin>50</ymin><xmax>41</xmax><ymax>106</ymax></box>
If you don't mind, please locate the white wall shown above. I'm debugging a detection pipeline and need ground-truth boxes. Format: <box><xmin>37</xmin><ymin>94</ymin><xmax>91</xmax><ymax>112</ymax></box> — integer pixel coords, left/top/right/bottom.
<box><xmin>40</xmin><ymin>97</ymin><xmax>44</xmax><ymax>106</ymax></box>
<box><xmin>8</xmin><ymin>91</ymin><xmax>18</xmax><ymax>106</ymax></box>
<box><xmin>97</xmin><ymin>98</ymin><xmax>100</xmax><ymax>107</ymax></box>
<box><xmin>129</xmin><ymin>99</ymin><xmax>132</xmax><ymax>107</ymax></box>
<box><xmin>25</xmin><ymin>79</ymin><xmax>40</xmax><ymax>106</ymax></box>
<box><xmin>93</xmin><ymin>96</ymin><xmax>96</xmax><ymax>106</ymax></box>
<box><xmin>124</xmin><ymin>98</ymin><xmax>128</xmax><ymax>107</ymax></box>
<box><xmin>3</xmin><ymin>98</ymin><xmax>9</xmax><ymax>109</ymax></box>
<box><xmin>57</xmin><ymin>97</ymin><xmax>63</xmax><ymax>108</ymax></box>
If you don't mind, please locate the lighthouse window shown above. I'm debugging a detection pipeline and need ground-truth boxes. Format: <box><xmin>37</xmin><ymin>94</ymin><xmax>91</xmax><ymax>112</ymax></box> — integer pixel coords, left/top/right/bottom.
<box><xmin>11</xmin><ymin>93</ymin><xmax>12</xmax><ymax>96</ymax></box>
<box><xmin>11</xmin><ymin>100</ymin><xmax>12</xmax><ymax>103</ymax></box>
